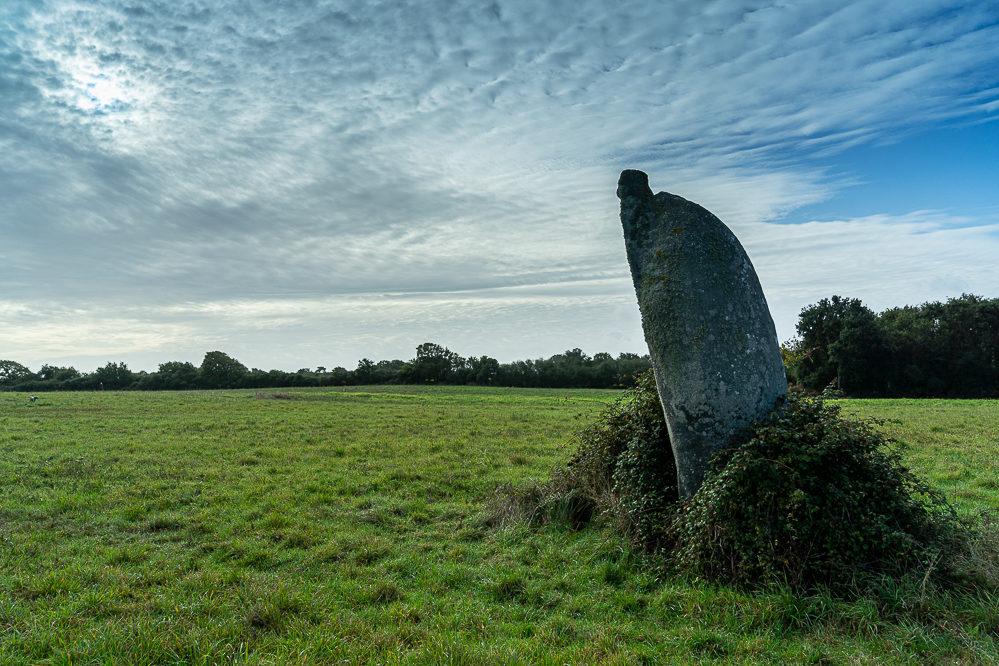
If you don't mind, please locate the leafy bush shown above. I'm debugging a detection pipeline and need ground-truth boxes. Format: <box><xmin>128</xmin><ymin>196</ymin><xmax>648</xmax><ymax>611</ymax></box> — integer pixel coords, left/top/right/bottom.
<box><xmin>485</xmin><ymin>370</ymin><xmax>676</xmax><ymax>535</ymax></box>
<box><xmin>494</xmin><ymin>370</ymin><xmax>971</xmax><ymax>593</ymax></box>
<box><xmin>667</xmin><ymin>394</ymin><xmax>966</xmax><ymax>590</ymax></box>
<box><xmin>560</xmin><ymin>369</ymin><xmax>678</xmax><ymax>543</ymax></box>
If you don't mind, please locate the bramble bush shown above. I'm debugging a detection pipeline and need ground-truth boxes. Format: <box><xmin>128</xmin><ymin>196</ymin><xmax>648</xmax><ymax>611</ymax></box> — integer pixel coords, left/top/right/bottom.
<box><xmin>486</xmin><ymin>370</ymin><xmax>677</xmax><ymax>538</ymax></box>
<box><xmin>493</xmin><ymin>370</ymin><xmax>976</xmax><ymax>593</ymax></box>
<box><xmin>667</xmin><ymin>394</ymin><xmax>965</xmax><ymax>590</ymax></box>
<box><xmin>560</xmin><ymin>369</ymin><xmax>678</xmax><ymax>544</ymax></box>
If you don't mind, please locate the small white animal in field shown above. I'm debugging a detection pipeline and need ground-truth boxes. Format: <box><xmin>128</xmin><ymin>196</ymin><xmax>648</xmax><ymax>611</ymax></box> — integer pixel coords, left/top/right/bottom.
<box><xmin>29</xmin><ymin>396</ymin><xmax>38</xmax><ymax>402</ymax></box>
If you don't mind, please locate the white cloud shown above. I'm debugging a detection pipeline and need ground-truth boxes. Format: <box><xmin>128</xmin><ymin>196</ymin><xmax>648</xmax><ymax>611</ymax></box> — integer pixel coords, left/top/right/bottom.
<box><xmin>747</xmin><ymin>211</ymin><xmax>999</xmax><ymax>339</ymax></box>
<box><xmin>0</xmin><ymin>278</ymin><xmax>646</xmax><ymax>370</ymax></box>
<box><xmin>1</xmin><ymin>0</ymin><xmax>998</xmax><ymax>369</ymax></box>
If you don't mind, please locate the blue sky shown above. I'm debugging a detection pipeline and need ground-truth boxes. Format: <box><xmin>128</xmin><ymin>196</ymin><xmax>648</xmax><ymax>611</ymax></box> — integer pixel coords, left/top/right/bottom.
<box><xmin>791</xmin><ymin>123</ymin><xmax>999</xmax><ymax>222</ymax></box>
<box><xmin>1</xmin><ymin>0</ymin><xmax>998</xmax><ymax>372</ymax></box>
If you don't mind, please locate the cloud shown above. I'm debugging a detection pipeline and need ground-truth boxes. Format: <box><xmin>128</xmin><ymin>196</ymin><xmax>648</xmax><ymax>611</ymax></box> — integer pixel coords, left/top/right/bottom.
<box><xmin>0</xmin><ymin>278</ymin><xmax>646</xmax><ymax>371</ymax></box>
<box><xmin>4</xmin><ymin>205</ymin><xmax>997</xmax><ymax>372</ymax></box>
<box><xmin>1</xmin><ymin>0</ymin><xmax>998</xmax><ymax>368</ymax></box>
<box><xmin>747</xmin><ymin>210</ymin><xmax>999</xmax><ymax>339</ymax></box>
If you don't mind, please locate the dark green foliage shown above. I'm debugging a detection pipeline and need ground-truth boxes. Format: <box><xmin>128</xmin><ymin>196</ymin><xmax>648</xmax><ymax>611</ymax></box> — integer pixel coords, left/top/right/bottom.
<box><xmin>92</xmin><ymin>361</ymin><xmax>135</xmax><ymax>390</ymax></box>
<box><xmin>352</xmin><ymin>358</ymin><xmax>377</xmax><ymax>384</ymax></box>
<box><xmin>785</xmin><ymin>296</ymin><xmax>888</xmax><ymax>395</ymax></box>
<box><xmin>563</xmin><ymin>369</ymin><xmax>678</xmax><ymax>543</ymax></box>
<box><xmin>143</xmin><ymin>361</ymin><xmax>199</xmax><ymax>390</ymax></box>
<box><xmin>1</xmin><ymin>344</ymin><xmax>653</xmax><ymax>392</ymax></box>
<box><xmin>495</xmin><ymin>348</ymin><xmax>651</xmax><ymax>388</ymax></box>
<box><xmin>406</xmin><ymin>342</ymin><xmax>460</xmax><ymax>383</ymax></box>
<box><xmin>199</xmin><ymin>351</ymin><xmax>248</xmax><ymax>388</ymax></box>
<box><xmin>668</xmin><ymin>394</ymin><xmax>965</xmax><ymax>590</ymax></box>
<box><xmin>37</xmin><ymin>364</ymin><xmax>80</xmax><ymax>382</ymax></box>
<box><xmin>511</xmin><ymin>375</ymin><xmax>970</xmax><ymax>594</ymax></box>
<box><xmin>466</xmin><ymin>355</ymin><xmax>500</xmax><ymax>384</ymax></box>
<box><xmin>880</xmin><ymin>294</ymin><xmax>999</xmax><ymax>397</ymax></box>
<box><xmin>0</xmin><ymin>359</ymin><xmax>34</xmax><ymax>385</ymax></box>
<box><xmin>786</xmin><ymin>293</ymin><xmax>999</xmax><ymax>397</ymax></box>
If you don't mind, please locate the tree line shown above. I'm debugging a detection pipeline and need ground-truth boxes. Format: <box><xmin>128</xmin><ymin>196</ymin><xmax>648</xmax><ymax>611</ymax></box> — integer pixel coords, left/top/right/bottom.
<box><xmin>783</xmin><ymin>293</ymin><xmax>998</xmax><ymax>397</ymax></box>
<box><xmin>0</xmin><ymin>344</ymin><xmax>652</xmax><ymax>392</ymax></box>
<box><xmin>4</xmin><ymin>294</ymin><xmax>995</xmax><ymax>396</ymax></box>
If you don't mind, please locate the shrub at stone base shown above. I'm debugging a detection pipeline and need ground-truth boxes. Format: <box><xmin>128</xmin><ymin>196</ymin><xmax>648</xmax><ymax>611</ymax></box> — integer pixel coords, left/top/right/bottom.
<box><xmin>494</xmin><ymin>370</ymin><xmax>970</xmax><ymax>592</ymax></box>
<box><xmin>667</xmin><ymin>394</ymin><xmax>964</xmax><ymax>590</ymax></box>
<box><xmin>486</xmin><ymin>370</ymin><xmax>677</xmax><ymax>536</ymax></box>
<box><xmin>557</xmin><ymin>369</ymin><xmax>678</xmax><ymax>544</ymax></box>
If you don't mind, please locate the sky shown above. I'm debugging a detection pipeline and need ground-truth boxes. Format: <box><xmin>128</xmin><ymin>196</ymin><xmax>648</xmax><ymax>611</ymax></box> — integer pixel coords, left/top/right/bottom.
<box><xmin>2</xmin><ymin>0</ymin><xmax>998</xmax><ymax>373</ymax></box>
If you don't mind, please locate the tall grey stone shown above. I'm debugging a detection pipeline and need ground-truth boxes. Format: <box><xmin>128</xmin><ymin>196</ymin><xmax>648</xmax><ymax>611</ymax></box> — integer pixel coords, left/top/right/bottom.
<box><xmin>618</xmin><ymin>170</ymin><xmax>787</xmax><ymax>498</ymax></box>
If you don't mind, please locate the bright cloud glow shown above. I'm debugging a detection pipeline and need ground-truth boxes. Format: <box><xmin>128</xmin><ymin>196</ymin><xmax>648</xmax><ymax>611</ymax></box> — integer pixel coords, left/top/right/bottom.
<box><xmin>74</xmin><ymin>73</ymin><xmax>128</xmax><ymax>110</ymax></box>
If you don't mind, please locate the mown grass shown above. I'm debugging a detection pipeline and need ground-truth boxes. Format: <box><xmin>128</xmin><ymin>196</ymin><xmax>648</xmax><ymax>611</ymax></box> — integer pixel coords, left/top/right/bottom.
<box><xmin>1</xmin><ymin>388</ymin><xmax>996</xmax><ymax>664</ymax></box>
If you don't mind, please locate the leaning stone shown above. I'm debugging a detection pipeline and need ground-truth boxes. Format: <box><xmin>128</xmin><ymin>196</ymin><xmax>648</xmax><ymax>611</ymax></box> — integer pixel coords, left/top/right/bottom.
<box><xmin>618</xmin><ymin>169</ymin><xmax>787</xmax><ymax>498</ymax></box>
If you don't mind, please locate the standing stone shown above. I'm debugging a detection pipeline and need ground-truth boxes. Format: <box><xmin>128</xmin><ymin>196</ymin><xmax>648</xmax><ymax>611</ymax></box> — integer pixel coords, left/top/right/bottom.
<box><xmin>618</xmin><ymin>170</ymin><xmax>787</xmax><ymax>498</ymax></box>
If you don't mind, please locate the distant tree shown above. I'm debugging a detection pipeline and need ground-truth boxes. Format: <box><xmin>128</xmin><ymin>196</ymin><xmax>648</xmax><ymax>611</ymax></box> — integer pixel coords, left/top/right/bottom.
<box><xmin>879</xmin><ymin>294</ymin><xmax>999</xmax><ymax>397</ymax></box>
<box><xmin>542</xmin><ymin>348</ymin><xmax>582</xmax><ymax>387</ymax></box>
<box><xmin>467</xmin><ymin>355</ymin><xmax>499</xmax><ymax>384</ymax></box>
<box><xmin>828</xmin><ymin>309</ymin><xmax>888</xmax><ymax>396</ymax></box>
<box><xmin>239</xmin><ymin>368</ymin><xmax>294</xmax><ymax>388</ymax></box>
<box><xmin>373</xmin><ymin>359</ymin><xmax>407</xmax><ymax>383</ymax></box>
<box><xmin>589</xmin><ymin>352</ymin><xmax>619</xmax><ymax>388</ymax></box>
<box><xmin>155</xmin><ymin>361</ymin><xmax>199</xmax><ymax>390</ymax></box>
<box><xmin>936</xmin><ymin>294</ymin><xmax>999</xmax><ymax>396</ymax></box>
<box><xmin>789</xmin><ymin>296</ymin><xmax>883</xmax><ymax>393</ymax></box>
<box><xmin>93</xmin><ymin>361</ymin><xmax>135</xmax><ymax>390</ymax></box>
<box><xmin>616</xmin><ymin>352</ymin><xmax>653</xmax><ymax>385</ymax></box>
<box><xmin>354</xmin><ymin>358</ymin><xmax>376</xmax><ymax>384</ymax></box>
<box><xmin>199</xmin><ymin>351</ymin><xmax>248</xmax><ymax>388</ymax></box>
<box><xmin>497</xmin><ymin>359</ymin><xmax>539</xmax><ymax>387</ymax></box>
<box><xmin>326</xmin><ymin>367</ymin><xmax>351</xmax><ymax>385</ymax></box>
<box><xmin>408</xmin><ymin>342</ymin><xmax>460</xmax><ymax>383</ymax></box>
<box><xmin>789</xmin><ymin>293</ymin><xmax>998</xmax><ymax>397</ymax></box>
<box><xmin>0</xmin><ymin>360</ymin><xmax>35</xmax><ymax>386</ymax></box>
<box><xmin>38</xmin><ymin>364</ymin><xmax>80</xmax><ymax>382</ymax></box>
<box><xmin>878</xmin><ymin>304</ymin><xmax>941</xmax><ymax>396</ymax></box>
<box><xmin>237</xmin><ymin>368</ymin><xmax>265</xmax><ymax>389</ymax></box>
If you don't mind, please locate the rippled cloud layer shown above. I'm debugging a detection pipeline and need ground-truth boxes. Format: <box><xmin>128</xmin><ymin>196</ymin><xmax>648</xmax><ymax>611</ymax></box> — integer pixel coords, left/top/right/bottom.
<box><xmin>2</xmin><ymin>0</ymin><xmax>997</xmax><ymax>369</ymax></box>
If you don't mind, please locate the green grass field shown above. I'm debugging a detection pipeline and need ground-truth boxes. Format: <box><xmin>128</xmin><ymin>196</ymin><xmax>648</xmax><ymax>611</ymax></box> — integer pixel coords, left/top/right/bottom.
<box><xmin>841</xmin><ymin>399</ymin><xmax>999</xmax><ymax>514</ymax></box>
<box><xmin>1</xmin><ymin>387</ymin><xmax>997</xmax><ymax>664</ymax></box>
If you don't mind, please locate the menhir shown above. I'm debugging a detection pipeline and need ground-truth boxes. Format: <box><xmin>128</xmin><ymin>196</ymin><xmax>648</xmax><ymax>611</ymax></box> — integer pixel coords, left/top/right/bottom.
<box><xmin>618</xmin><ymin>169</ymin><xmax>787</xmax><ymax>498</ymax></box>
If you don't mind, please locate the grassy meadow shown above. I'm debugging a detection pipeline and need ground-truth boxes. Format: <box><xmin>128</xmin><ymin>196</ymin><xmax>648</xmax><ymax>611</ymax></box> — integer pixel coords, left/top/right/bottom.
<box><xmin>0</xmin><ymin>386</ymin><xmax>997</xmax><ymax>664</ymax></box>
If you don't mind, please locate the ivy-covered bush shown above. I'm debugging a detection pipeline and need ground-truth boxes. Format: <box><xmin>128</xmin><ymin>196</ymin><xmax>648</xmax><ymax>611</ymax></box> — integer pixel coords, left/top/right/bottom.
<box><xmin>558</xmin><ymin>369</ymin><xmax>678</xmax><ymax>543</ymax></box>
<box><xmin>487</xmin><ymin>369</ymin><xmax>677</xmax><ymax>536</ymax></box>
<box><xmin>667</xmin><ymin>394</ymin><xmax>965</xmax><ymax>589</ymax></box>
<box><xmin>495</xmin><ymin>369</ymin><xmax>969</xmax><ymax>592</ymax></box>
